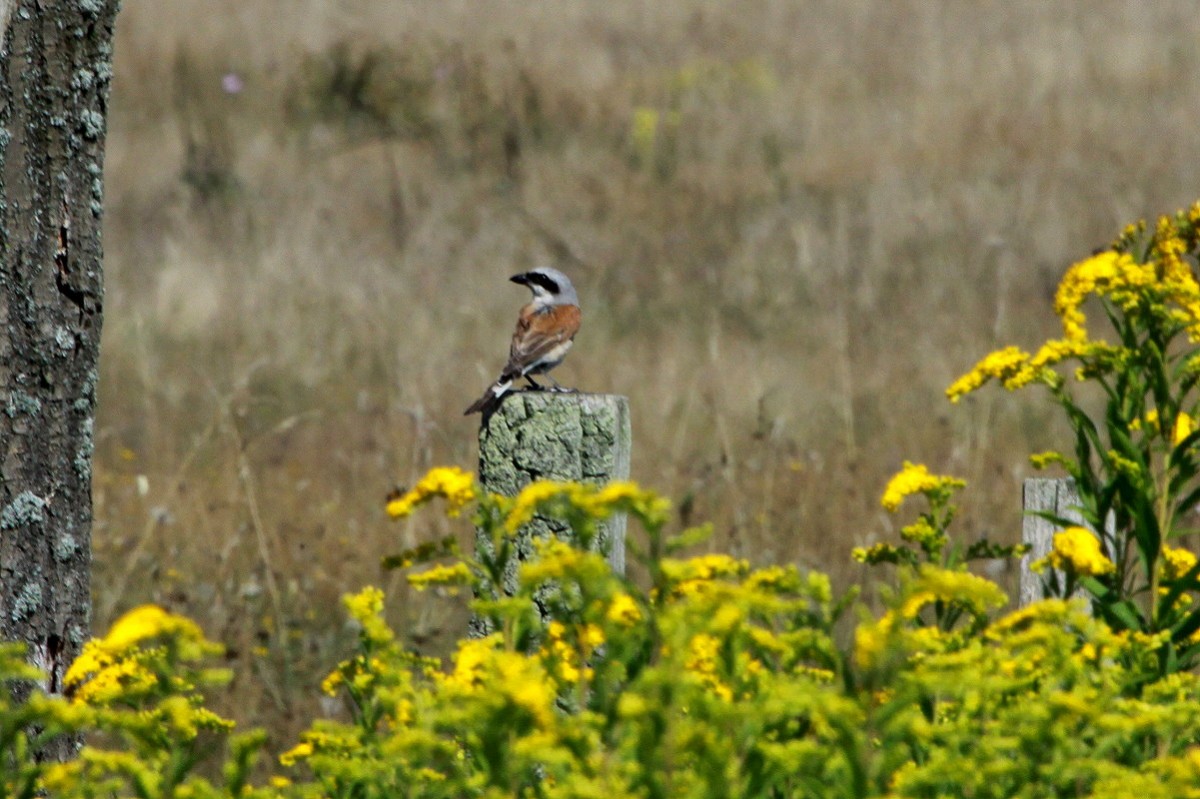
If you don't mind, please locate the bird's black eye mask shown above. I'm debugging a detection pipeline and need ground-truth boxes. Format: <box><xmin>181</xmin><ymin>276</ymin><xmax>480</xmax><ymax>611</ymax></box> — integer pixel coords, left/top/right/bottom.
<box><xmin>517</xmin><ymin>272</ymin><xmax>561</xmax><ymax>295</ymax></box>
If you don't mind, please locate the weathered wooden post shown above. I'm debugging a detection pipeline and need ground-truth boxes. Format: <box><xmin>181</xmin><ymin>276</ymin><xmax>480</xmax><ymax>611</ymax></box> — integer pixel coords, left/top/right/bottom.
<box><xmin>470</xmin><ymin>392</ymin><xmax>630</xmax><ymax>632</ymax></box>
<box><xmin>1021</xmin><ymin>477</ymin><xmax>1118</xmax><ymax>607</ymax></box>
<box><xmin>1020</xmin><ymin>478</ymin><xmax>1085</xmax><ymax>607</ymax></box>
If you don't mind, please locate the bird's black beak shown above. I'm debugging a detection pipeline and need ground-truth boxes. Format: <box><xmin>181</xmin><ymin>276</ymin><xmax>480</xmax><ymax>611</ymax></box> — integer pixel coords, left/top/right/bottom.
<box><xmin>509</xmin><ymin>272</ymin><xmax>530</xmax><ymax>286</ymax></box>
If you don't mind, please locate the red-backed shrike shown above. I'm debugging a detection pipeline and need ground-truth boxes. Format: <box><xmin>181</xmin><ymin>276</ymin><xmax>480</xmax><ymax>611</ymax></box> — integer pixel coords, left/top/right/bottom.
<box><xmin>465</xmin><ymin>266</ymin><xmax>582</xmax><ymax>416</ymax></box>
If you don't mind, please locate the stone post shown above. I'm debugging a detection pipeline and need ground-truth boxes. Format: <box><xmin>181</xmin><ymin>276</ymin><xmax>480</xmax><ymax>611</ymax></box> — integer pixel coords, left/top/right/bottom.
<box><xmin>471</xmin><ymin>393</ymin><xmax>630</xmax><ymax>631</ymax></box>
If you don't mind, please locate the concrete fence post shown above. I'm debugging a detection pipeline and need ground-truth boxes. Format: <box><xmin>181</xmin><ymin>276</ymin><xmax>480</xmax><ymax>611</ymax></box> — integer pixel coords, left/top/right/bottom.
<box><xmin>470</xmin><ymin>392</ymin><xmax>631</xmax><ymax>632</ymax></box>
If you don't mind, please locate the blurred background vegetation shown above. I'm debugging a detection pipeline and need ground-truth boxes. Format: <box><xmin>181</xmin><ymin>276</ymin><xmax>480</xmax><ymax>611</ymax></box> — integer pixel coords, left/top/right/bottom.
<box><xmin>96</xmin><ymin>0</ymin><xmax>1200</xmax><ymax>747</ymax></box>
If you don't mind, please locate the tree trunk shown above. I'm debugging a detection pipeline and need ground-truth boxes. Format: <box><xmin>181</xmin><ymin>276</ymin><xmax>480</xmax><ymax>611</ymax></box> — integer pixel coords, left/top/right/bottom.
<box><xmin>0</xmin><ymin>0</ymin><xmax>119</xmax><ymax>727</ymax></box>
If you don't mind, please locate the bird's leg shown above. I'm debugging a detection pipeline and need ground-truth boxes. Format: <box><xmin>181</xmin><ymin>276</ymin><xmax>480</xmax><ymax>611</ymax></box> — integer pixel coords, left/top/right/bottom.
<box><xmin>545</xmin><ymin>374</ymin><xmax>578</xmax><ymax>393</ymax></box>
<box><xmin>524</xmin><ymin>375</ymin><xmax>545</xmax><ymax>391</ymax></box>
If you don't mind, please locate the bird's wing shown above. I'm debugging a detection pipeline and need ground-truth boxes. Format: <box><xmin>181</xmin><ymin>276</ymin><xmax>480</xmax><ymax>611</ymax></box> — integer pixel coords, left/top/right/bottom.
<box><xmin>503</xmin><ymin>304</ymin><xmax>581</xmax><ymax>377</ymax></box>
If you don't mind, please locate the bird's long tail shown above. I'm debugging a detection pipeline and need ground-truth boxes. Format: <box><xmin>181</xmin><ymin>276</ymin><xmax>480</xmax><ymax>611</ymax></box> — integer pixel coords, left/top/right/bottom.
<box><xmin>464</xmin><ymin>377</ymin><xmax>513</xmax><ymax>416</ymax></box>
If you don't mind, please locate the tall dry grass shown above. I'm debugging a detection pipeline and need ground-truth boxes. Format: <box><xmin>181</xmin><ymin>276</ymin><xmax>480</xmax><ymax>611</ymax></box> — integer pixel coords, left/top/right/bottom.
<box><xmin>96</xmin><ymin>0</ymin><xmax>1200</xmax><ymax>743</ymax></box>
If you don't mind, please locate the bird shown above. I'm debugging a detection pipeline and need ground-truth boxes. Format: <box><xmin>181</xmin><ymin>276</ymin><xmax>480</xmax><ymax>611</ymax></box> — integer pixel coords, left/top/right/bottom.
<box><xmin>464</xmin><ymin>266</ymin><xmax>582</xmax><ymax>416</ymax></box>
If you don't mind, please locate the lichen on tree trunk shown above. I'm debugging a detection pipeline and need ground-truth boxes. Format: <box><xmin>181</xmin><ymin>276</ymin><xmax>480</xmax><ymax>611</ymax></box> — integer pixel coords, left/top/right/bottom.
<box><xmin>0</xmin><ymin>0</ymin><xmax>120</xmax><ymax>740</ymax></box>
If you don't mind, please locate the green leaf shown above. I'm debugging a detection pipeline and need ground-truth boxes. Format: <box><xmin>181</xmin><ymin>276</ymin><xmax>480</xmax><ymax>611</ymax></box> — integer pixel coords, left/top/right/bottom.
<box><xmin>665</xmin><ymin>523</ymin><xmax>714</xmax><ymax>553</ymax></box>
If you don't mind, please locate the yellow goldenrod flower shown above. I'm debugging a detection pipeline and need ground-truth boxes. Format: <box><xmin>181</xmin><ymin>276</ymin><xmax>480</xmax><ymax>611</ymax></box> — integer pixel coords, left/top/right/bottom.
<box><xmin>682</xmin><ymin>633</ymin><xmax>734</xmax><ymax>702</ymax></box>
<box><xmin>386</xmin><ymin>467</ymin><xmax>476</xmax><ymax>519</ymax></box>
<box><xmin>661</xmin><ymin>553</ymin><xmax>748</xmax><ymax>583</ymax></box>
<box><xmin>64</xmin><ymin>604</ymin><xmax>220</xmax><ymax>706</ymax></box>
<box><xmin>586</xmin><ymin>480</ymin><xmax>671</xmax><ymax>525</ymax></box>
<box><xmin>102</xmin><ymin>605</ymin><xmax>177</xmax><ymax>651</ymax></box>
<box><xmin>320</xmin><ymin>668</ymin><xmax>345</xmax><ymax>697</ymax></box>
<box><xmin>854</xmin><ymin>614</ymin><xmax>894</xmax><ymax>669</ymax></box>
<box><xmin>692</xmin><ymin>553</ymin><xmax>746</xmax><ymax>578</ymax></box>
<box><xmin>946</xmin><ymin>346</ymin><xmax>1045</xmax><ymax>402</ymax></box>
<box><xmin>1054</xmin><ymin>250</ymin><xmax>1150</xmax><ymax>342</ymax></box>
<box><xmin>504</xmin><ymin>480</ymin><xmax>583</xmax><ymax>532</ymax></box>
<box><xmin>279</xmin><ymin>741</ymin><xmax>314</xmax><ymax>767</ymax></box>
<box><xmin>66</xmin><ymin>656</ymin><xmax>155</xmax><ymax>704</ymax></box>
<box><xmin>606</xmin><ymin>592</ymin><xmax>642</xmax><ymax>626</ymax></box>
<box><xmin>1174</xmin><ymin>412</ymin><xmax>1195</xmax><ymax>446</ymax></box>
<box><xmin>1162</xmin><ymin>545</ymin><xmax>1198</xmax><ymax>580</ymax></box>
<box><xmin>900</xmin><ymin>518</ymin><xmax>945</xmax><ymax>550</ymax></box>
<box><xmin>617</xmin><ymin>693</ymin><xmax>649</xmax><ymax>717</ymax></box>
<box><xmin>1030</xmin><ymin>450</ymin><xmax>1069</xmax><ymax>469</ymax></box>
<box><xmin>580</xmin><ymin>623</ymin><xmax>605</xmax><ymax>649</ymax></box>
<box><xmin>852</xmin><ymin>543</ymin><xmax>897</xmax><ymax>563</ymax></box>
<box><xmin>1035</xmin><ymin>526</ymin><xmax>1115</xmax><ymax>577</ymax></box>
<box><xmin>1104</xmin><ymin>449</ymin><xmax>1142</xmax><ymax>481</ymax></box>
<box><xmin>685</xmin><ymin>633</ymin><xmax>720</xmax><ymax>674</ymax></box>
<box><xmin>407</xmin><ymin>562</ymin><xmax>473</xmax><ymax>592</ymax></box>
<box><xmin>343</xmin><ymin>586</ymin><xmax>384</xmax><ymax>622</ymax></box>
<box><xmin>879</xmin><ymin>461</ymin><xmax>965</xmax><ymax>512</ymax></box>
<box><xmin>341</xmin><ymin>587</ymin><xmax>394</xmax><ymax>647</ymax></box>
<box><xmin>521</xmin><ymin>539</ymin><xmax>588</xmax><ymax>584</ymax></box>
<box><xmin>492</xmin><ymin>652</ymin><xmax>555</xmax><ymax>726</ymax></box>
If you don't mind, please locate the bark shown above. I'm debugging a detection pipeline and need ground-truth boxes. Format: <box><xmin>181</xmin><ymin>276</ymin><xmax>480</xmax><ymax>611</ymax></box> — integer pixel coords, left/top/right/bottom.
<box><xmin>0</xmin><ymin>0</ymin><xmax>119</xmax><ymax>725</ymax></box>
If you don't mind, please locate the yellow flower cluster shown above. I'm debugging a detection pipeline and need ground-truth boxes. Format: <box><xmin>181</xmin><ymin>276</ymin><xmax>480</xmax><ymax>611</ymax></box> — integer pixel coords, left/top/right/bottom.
<box><xmin>588</xmin><ymin>480</ymin><xmax>672</xmax><ymax>526</ymax></box>
<box><xmin>1130</xmin><ymin>409</ymin><xmax>1197</xmax><ymax>447</ymax></box>
<box><xmin>1055</xmin><ymin>250</ymin><xmax>1153</xmax><ymax>342</ymax></box>
<box><xmin>852</xmin><ymin>542</ymin><xmax>901</xmax><ymax>564</ymax></box>
<box><xmin>855</xmin><ymin>566</ymin><xmax>1007</xmax><ymax>668</ymax></box>
<box><xmin>900</xmin><ymin>518</ymin><xmax>943</xmax><ymax>549</ymax></box>
<box><xmin>279</xmin><ymin>741</ymin><xmax>314</xmax><ymax>767</ymax></box>
<box><xmin>1033</xmin><ymin>526</ymin><xmax>1115</xmax><ymax>577</ymax></box>
<box><xmin>1029</xmin><ymin>450</ymin><xmax>1069</xmax><ymax>470</ymax></box>
<box><xmin>945</xmin><ymin>346</ymin><xmax>1038</xmax><ymax>401</ymax></box>
<box><xmin>407</xmin><ymin>562</ymin><xmax>472</xmax><ymax>593</ymax></box>
<box><xmin>949</xmin><ymin>210</ymin><xmax>1200</xmax><ymax>406</ymax></box>
<box><xmin>879</xmin><ymin>462</ymin><xmax>965</xmax><ymax>512</ymax></box>
<box><xmin>661</xmin><ymin>553</ymin><xmax>749</xmax><ymax>596</ymax></box>
<box><xmin>439</xmin><ymin>635</ymin><xmax>555</xmax><ymax>727</ymax></box>
<box><xmin>504</xmin><ymin>479</ymin><xmax>670</xmax><ymax>533</ymax></box>
<box><xmin>65</xmin><ymin>656</ymin><xmax>156</xmax><ymax>705</ymax></box>
<box><xmin>386</xmin><ymin>467</ymin><xmax>476</xmax><ymax>519</ymax></box>
<box><xmin>683</xmin><ymin>633</ymin><xmax>733</xmax><ymax>702</ymax></box>
<box><xmin>1162</xmin><ymin>545</ymin><xmax>1198</xmax><ymax>581</ymax></box>
<box><xmin>606</xmin><ymin>592</ymin><xmax>642</xmax><ymax>626</ymax></box>
<box><xmin>896</xmin><ymin>568</ymin><xmax>1007</xmax><ymax>621</ymax></box>
<box><xmin>1061</xmin><ymin>216</ymin><xmax>1200</xmax><ymax>341</ymax></box>
<box><xmin>342</xmin><ymin>587</ymin><xmax>394</xmax><ymax>647</ymax></box>
<box><xmin>1175</xmin><ymin>412</ymin><xmax>1196</xmax><ymax>446</ymax></box>
<box><xmin>1153</xmin><ymin>218</ymin><xmax>1200</xmax><ymax>341</ymax></box>
<box><xmin>504</xmin><ymin>480</ymin><xmax>579</xmax><ymax>532</ymax></box>
<box><xmin>541</xmin><ymin>621</ymin><xmax>598</xmax><ymax>684</ymax></box>
<box><xmin>64</xmin><ymin>605</ymin><xmax>213</xmax><ymax>705</ymax></box>
<box><xmin>102</xmin><ymin>605</ymin><xmax>184</xmax><ymax>650</ymax></box>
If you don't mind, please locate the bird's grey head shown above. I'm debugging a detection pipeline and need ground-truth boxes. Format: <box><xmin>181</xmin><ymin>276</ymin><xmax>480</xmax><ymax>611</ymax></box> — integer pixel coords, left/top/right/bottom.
<box><xmin>510</xmin><ymin>266</ymin><xmax>579</xmax><ymax>307</ymax></box>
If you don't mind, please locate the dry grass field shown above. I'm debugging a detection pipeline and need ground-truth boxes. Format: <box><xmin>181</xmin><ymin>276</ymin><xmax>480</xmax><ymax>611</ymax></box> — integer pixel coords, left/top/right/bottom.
<box><xmin>95</xmin><ymin>0</ymin><xmax>1200</xmax><ymax>742</ymax></box>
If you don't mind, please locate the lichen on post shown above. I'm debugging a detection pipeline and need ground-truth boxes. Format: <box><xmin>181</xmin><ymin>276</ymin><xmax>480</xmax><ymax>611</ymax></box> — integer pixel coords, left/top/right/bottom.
<box><xmin>471</xmin><ymin>392</ymin><xmax>630</xmax><ymax>630</ymax></box>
